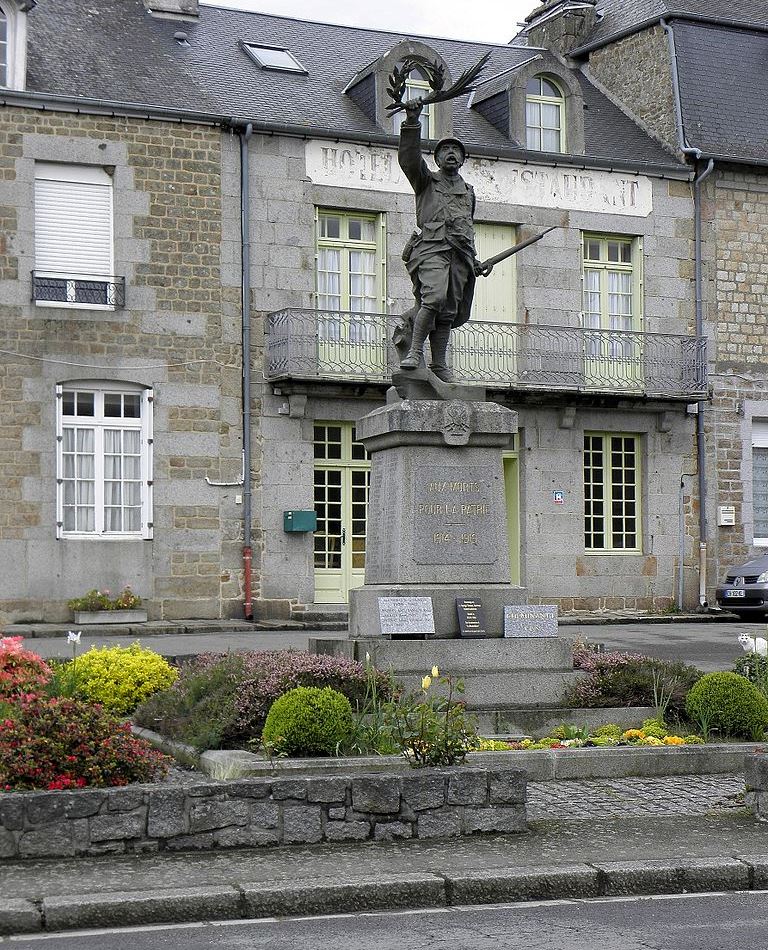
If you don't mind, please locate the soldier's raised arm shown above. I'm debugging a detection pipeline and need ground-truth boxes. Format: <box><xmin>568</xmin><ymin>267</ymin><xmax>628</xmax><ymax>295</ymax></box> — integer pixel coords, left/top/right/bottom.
<box><xmin>397</xmin><ymin>98</ymin><xmax>431</xmax><ymax>195</ymax></box>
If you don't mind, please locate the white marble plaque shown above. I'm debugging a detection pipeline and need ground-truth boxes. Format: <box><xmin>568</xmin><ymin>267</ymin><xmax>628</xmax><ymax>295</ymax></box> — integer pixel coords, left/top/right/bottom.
<box><xmin>378</xmin><ymin>597</ymin><xmax>435</xmax><ymax>636</ymax></box>
<box><xmin>305</xmin><ymin>140</ymin><xmax>653</xmax><ymax>216</ymax></box>
<box><xmin>504</xmin><ymin>605</ymin><xmax>558</xmax><ymax>637</ymax></box>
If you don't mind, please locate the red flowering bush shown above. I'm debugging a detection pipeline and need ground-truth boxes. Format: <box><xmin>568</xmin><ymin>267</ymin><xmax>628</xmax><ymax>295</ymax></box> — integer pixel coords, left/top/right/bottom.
<box><xmin>0</xmin><ymin>695</ymin><xmax>170</xmax><ymax>791</ymax></box>
<box><xmin>0</xmin><ymin>636</ymin><xmax>52</xmax><ymax>700</ymax></box>
<box><xmin>135</xmin><ymin>649</ymin><xmax>393</xmax><ymax>750</ymax></box>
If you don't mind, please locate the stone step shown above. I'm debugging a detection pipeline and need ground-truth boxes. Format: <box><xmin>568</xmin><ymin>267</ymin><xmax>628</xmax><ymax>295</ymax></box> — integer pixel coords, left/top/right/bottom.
<box><xmin>475</xmin><ymin>705</ymin><xmax>658</xmax><ymax>737</ymax></box>
<box><xmin>395</xmin><ymin>670</ymin><xmax>584</xmax><ymax>709</ymax></box>
<box><xmin>311</xmin><ymin>635</ymin><xmax>575</xmax><ymax>672</ymax></box>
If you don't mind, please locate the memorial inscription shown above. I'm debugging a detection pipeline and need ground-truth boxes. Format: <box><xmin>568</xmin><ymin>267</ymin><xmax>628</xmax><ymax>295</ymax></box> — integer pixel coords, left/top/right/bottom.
<box><xmin>456</xmin><ymin>597</ymin><xmax>487</xmax><ymax>637</ymax></box>
<box><xmin>414</xmin><ymin>465</ymin><xmax>498</xmax><ymax>565</ymax></box>
<box><xmin>504</xmin><ymin>605</ymin><xmax>558</xmax><ymax>638</ymax></box>
<box><xmin>378</xmin><ymin>596</ymin><xmax>436</xmax><ymax>637</ymax></box>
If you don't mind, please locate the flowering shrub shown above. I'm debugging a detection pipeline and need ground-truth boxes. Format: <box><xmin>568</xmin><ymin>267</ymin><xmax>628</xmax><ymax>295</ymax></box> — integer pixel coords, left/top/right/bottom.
<box><xmin>60</xmin><ymin>643</ymin><xmax>177</xmax><ymax>715</ymax></box>
<box><xmin>134</xmin><ymin>649</ymin><xmax>392</xmax><ymax>749</ymax></box>
<box><xmin>568</xmin><ymin>643</ymin><xmax>702</xmax><ymax>718</ymax></box>
<box><xmin>67</xmin><ymin>587</ymin><xmax>142</xmax><ymax>612</ymax></box>
<box><xmin>0</xmin><ymin>695</ymin><xmax>169</xmax><ymax>791</ymax></box>
<box><xmin>0</xmin><ymin>636</ymin><xmax>52</xmax><ymax>700</ymax></box>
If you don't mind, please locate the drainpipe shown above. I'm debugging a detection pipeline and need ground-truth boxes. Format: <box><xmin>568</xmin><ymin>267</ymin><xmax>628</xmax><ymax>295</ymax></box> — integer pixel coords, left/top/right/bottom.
<box><xmin>663</xmin><ymin>18</ymin><xmax>715</xmax><ymax>608</ymax></box>
<box><xmin>240</xmin><ymin>123</ymin><xmax>254</xmax><ymax>620</ymax></box>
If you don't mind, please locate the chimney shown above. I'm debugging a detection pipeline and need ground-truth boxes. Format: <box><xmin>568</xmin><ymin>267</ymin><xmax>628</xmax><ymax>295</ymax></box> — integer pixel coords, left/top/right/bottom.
<box><xmin>142</xmin><ymin>0</ymin><xmax>199</xmax><ymax>20</ymax></box>
<box><xmin>524</xmin><ymin>0</ymin><xmax>597</xmax><ymax>57</ymax></box>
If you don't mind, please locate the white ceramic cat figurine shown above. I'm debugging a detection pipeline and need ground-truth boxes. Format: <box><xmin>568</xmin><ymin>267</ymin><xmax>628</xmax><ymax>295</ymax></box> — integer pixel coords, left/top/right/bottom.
<box><xmin>738</xmin><ymin>632</ymin><xmax>768</xmax><ymax>657</ymax></box>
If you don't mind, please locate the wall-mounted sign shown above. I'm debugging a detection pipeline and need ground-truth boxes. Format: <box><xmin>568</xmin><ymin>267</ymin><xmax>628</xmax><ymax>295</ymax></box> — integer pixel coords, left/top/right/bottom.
<box><xmin>305</xmin><ymin>140</ymin><xmax>653</xmax><ymax>216</ymax></box>
<box><xmin>378</xmin><ymin>596</ymin><xmax>435</xmax><ymax>637</ymax></box>
<box><xmin>456</xmin><ymin>597</ymin><xmax>488</xmax><ymax>638</ymax></box>
<box><xmin>553</xmin><ymin>490</ymin><xmax>565</xmax><ymax>505</ymax></box>
<box><xmin>504</xmin><ymin>605</ymin><xmax>558</xmax><ymax>638</ymax></box>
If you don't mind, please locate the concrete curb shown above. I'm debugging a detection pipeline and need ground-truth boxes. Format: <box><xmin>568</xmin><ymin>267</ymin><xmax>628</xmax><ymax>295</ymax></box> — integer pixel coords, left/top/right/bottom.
<box><xmin>133</xmin><ymin>727</ymin><xmax>765</xmax><ymax>782</ymax></box>
<box><xmin>4</xmin><ymin>856</ymin><xmax>768</xmax><ymax>935</ymax></box>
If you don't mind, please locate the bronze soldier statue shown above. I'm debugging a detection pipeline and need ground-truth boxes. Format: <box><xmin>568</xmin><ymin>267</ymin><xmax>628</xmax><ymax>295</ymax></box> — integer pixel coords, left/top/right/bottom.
<box><xmin>397</xmin><ymin>97</ymin><xmax>490</xmax><ymax>382</ymax></box>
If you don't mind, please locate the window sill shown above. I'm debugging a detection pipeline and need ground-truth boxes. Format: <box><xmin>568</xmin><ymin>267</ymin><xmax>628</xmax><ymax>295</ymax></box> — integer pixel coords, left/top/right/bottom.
<box><xmin>582</xmin><ymin>549</ymin><xmax>644</xmax><ymax>556</ymax></box>
<box><xmin>59</xmin><ymin>534</ymin><xmax>151</xmax><ymax>542</ymax></box>
<box><xmin>35</xmin><ymin>301</ymin><xmax>118</xmax><ymax>312</ymax></box>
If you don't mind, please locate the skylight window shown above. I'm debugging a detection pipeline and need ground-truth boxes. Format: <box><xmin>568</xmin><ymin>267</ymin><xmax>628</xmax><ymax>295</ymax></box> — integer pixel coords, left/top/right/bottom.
<box><xmin>243</xmin><ymin>43</ymin><xmax>307</xmax><ymax>74</ymax></box>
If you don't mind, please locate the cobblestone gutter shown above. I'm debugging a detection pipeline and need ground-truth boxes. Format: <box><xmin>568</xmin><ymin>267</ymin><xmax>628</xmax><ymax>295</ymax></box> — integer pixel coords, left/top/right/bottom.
<box><xmin>0</xmin><ymin>767</ymin><xmax>526</xmax><ymax>861</ymax></box>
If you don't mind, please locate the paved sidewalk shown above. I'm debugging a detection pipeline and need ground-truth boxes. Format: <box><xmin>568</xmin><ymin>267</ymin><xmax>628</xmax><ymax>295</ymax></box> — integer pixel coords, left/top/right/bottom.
<box><xmin>527</xmin><ymin>774</ymin><xmax>745</xmax><ymax>820</ymax></box>
<box><xmin>1</xmin><ymin>773</ymin><xmax>763</xmax><ymax>936</ymax></box>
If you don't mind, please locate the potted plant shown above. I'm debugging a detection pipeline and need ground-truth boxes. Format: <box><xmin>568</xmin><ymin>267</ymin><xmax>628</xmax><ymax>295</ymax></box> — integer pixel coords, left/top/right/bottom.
<box><xmin>67</xmin><ymin>587</ymin><xmax>147</xmax><ymax>625</ymax></box>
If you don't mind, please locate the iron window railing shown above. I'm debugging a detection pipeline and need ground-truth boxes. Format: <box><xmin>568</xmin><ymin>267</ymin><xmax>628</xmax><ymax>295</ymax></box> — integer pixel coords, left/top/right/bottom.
<box><xmin>32</xmin><ymin>272</ymin><xmax>126</xmax><ymax>308</ymax></box>
<box><xmin>265</xmin><ymin>308</ymin><xmax>708</xmax><ymax>400</ymax></box>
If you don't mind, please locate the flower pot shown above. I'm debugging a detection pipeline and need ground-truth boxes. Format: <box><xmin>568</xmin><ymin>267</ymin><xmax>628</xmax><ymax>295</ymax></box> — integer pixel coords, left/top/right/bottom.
<box><xmin>71</xmin><ymin>609</ymin><xmax>148</xmax><ymax>625</ymax></box>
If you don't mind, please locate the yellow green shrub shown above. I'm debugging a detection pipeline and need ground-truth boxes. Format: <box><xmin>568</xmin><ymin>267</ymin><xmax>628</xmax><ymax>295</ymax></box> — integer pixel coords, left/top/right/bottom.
<box><xmin>70</xmin><ymin>643</ymin><xmax>177</xmax><ymax>715</ymax></box>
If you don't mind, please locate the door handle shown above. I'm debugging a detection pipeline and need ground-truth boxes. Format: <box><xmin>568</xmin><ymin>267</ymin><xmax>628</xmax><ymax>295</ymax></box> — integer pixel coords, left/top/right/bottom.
<box><xmin>341</xmin><ymin>527</ymin><xmax>347</xmax><ymax>545</ymax></box>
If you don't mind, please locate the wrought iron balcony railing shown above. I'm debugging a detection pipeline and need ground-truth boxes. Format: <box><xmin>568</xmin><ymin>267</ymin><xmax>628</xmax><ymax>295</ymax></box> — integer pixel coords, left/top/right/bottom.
<box><xmin>266</xmin><ymin>308</ymin><xmax>708</xmax><ymax>400</ymax></box>
<box><xmin>32</xmin><ymin>271</ymin><xmax>126</xmax><ymax>309</ymax></box>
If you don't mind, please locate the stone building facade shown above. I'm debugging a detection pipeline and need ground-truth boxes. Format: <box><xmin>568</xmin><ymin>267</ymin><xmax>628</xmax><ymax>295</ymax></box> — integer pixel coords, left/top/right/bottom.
<box><xmin>0</xmin><ymin>0</ymin><xmax>707</xmax><ymax>622</ymax></box>
<box><xmin>529</xmin><ymin>0</ymin><xmax>768</xmax><ymax>608</ymax></box>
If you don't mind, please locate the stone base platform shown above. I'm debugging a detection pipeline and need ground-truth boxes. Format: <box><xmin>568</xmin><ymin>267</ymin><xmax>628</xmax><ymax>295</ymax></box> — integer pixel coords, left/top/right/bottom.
<box><xmin>348</xmin><ymin>583</ymin><xmax>527</xmax><ymax>639</ymax></box>
<box><xmin>310</xmin><ymin>636</ymin><xmax>585</xmax><ymax>710</ymax></box>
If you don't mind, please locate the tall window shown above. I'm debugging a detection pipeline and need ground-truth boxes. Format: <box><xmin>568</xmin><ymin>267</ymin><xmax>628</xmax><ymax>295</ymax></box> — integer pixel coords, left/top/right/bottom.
<box><xmin>392</xmin><ymin>65</ymin><xmax>433</xmax><ymax>138</ymax></box>
<box><xmin>56</xmin><ymin>384</ymin><xmax>153</xmax><ymax>539</ymax></box>
<box><xmin>582</xmin><ymin>234</ymin><xmax>639</xmax><ymax>362</ymax></box>
<box><xmin>753</xmin><ymin>421</ymin><xmax>768</xmax><ymax>545</ymax></box>
<box><xmin>584</xmin><ymin>433</ymin><xmax>641</xmax><ymax>553</ymax></box>
<box><xmin>34</xmin><ymin>163</ymin><xmax>122</xmax><ymax>308</ymax></box>
<box><xmin>316</xmin><ymin>210</ymin><xmax>384</xmax><ymax>343</ymax></box>
<box><xmin>0</xmin><ymin>8</ymin><xmax>7</xmax><ymax>87</ymax></box>
<box><xmin>526</xmin><ymin>75</ymin><xmax>564</xmax><ymax>152</ymax></box>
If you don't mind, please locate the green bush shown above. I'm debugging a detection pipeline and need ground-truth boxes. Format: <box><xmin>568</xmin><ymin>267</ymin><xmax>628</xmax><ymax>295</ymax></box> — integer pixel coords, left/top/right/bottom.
<box><xmin>262</xmin><ymin>686</ymin><xmax>353</xmax><ymax>757</ymax></box>
<box><xmin>593</xmin><ymin>723</ymin><xmax>622</xmax><ymax>739</ymax></box>
<box><xmin>56</xmin><ymin>643</ymin><xmax>177</xmax><ymax>715</ymax></box>
<box><xmin>134</xmin><ymin>650</ymin><xmax>391</xmax><ymax>750</ymax></box>
<box><xmin>685</xmin><ymin>671</ymin><xmax>768</xmax><ymax>739</ymax></box>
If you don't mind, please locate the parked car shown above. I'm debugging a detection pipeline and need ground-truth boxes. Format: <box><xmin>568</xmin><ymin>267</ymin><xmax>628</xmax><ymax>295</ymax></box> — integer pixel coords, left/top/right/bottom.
<box><xmin>716</xmin><ymin>554</ymin><xmax>768</xmax><ymax>617</ymax></box>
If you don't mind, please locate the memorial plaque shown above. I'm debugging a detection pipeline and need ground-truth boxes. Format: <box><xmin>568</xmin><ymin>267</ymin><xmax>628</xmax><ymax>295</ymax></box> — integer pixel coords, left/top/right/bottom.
<box><xmin>456</xmin><ymin>597</ymin><xmax>487</xmax><ymax>638</ymax></box>
<box><xmin>378</xmin><ymin>596</ymin><xmax>435</xmax><ymax>637</ymax></box>
<box><xmin>413</xmin><ymin>465</ymin><xmax>498</xmax><ymax>565</ymax></box>
<box><xmin>504</xmin><ymin>605</ymin><xmax>558</xmax><ymax>638</ymax></box>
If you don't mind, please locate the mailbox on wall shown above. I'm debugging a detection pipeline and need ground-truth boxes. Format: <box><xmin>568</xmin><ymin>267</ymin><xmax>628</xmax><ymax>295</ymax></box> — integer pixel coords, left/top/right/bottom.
<box><xmin>283</xmin><ymin>510</ymin><xmax>317</xmax><ymax>533</ymax></box>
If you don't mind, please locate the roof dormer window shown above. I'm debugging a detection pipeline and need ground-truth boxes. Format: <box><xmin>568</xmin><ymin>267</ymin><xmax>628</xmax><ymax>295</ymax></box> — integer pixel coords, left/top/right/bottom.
<box><xmin>392</xmin><ymin>65</ymin><xmax>434</xmax><ymax>138</ymax></box>
<box><xmin>243</xmin><ymin>42</ymin><xmax>307</xmax><ymax>75</ymax></box>
<box><xmin>0</xmin><ymin>0</ymin><xmax>33</xmax><ymax>91</ymax></box>
<box><xmin>526</xmin><ymin>74</ymin><xmax>565</xmax><ymax>152</ymax></box>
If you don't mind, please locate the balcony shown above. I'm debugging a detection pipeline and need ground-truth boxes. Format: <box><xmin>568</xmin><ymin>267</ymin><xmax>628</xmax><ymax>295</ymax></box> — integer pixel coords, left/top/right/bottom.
<box><xmin>32</xmin><ymin>271</ymin><xmax>126</xmax><ymax>309</ymax></box>
<box><xmin>265</xmin><ymin>309</ymin><xmax>707</xmax><ymax>400</ymax></box>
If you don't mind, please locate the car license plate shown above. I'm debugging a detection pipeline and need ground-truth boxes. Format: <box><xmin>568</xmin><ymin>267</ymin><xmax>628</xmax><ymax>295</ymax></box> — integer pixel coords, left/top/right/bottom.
<box><xmin>725</xmin><ymin>589</ymin><xmax>746</xmax><ymax>597</ymax></box>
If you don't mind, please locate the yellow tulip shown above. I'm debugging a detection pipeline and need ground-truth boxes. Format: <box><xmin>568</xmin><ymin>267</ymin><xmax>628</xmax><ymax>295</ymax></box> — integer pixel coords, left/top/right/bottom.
<box><xmin>431</xmin><ymin>666</ymin><xmax>439</xmax><ymax>678</ymax></box>
<box><xmin>421</xmin><ymin>675</ymin><xmax>432</xmax><ymax>690</ymax></box>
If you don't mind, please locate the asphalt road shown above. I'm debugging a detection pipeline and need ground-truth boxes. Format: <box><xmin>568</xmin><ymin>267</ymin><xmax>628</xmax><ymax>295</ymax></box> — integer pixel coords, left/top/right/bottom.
<box><xmin>5</xmin><ymin>892</ymin><xmax>768</xmax><ymax>949</ymax></box>
<box><xmin>22</xmin><ymin>617</ymin><xmax>763</xmax><ymax>672</ymax></box>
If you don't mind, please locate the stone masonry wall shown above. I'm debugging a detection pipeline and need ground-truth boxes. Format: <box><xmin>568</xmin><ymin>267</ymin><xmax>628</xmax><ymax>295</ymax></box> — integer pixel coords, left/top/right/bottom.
<box><xmin>0</xmin><ymin>767</ymin><xmax>527</xmax><ymax>860</ymax></box>
<box><xmin>588</xmin><ymin>26</ymin><xmax>679</xmax><ymax>156</ymax></box>
<box><xmin>745</xmin><ymin>753</ymin><xmax>768</xmax><ymax>819</ymax></box>
<box><xmin>0</xmin><ymin>107</ymin><xmax>244</xmax><ymax>622</ymax></box>
<box><xmin>704</xmin><ymin>166</ymin><xmax>768</xmax><ymax>578</ymax></box>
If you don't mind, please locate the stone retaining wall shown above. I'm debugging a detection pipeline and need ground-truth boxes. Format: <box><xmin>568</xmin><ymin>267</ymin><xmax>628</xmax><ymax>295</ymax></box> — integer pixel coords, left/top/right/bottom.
<box><xmin>745</xmin><ymin>753</ymin><xmax>768</xmax><ymax>819</ymax></box>
<box><xmin>0</xmin><ymin>767</ymin><xmax>526</xmax><ymax>860</ymax></box>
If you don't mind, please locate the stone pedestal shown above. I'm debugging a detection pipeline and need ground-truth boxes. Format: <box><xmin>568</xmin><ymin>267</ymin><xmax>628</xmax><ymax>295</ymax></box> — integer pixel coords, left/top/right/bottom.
<box><xmin>349</xmin><ymin>398</ymin><xmax>526</xmax><ymax>638</ymax></box>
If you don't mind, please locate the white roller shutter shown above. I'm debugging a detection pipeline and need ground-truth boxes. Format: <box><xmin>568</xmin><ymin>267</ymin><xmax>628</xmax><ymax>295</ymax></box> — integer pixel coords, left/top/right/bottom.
<box><xmin>34</xmin><ymin>163</ymin><xmax>113</xmax><ymax>277</ymax></box>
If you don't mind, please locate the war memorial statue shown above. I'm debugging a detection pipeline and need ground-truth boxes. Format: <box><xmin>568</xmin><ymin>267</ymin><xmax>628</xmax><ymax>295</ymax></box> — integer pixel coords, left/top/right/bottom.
<box><xmin>388</xmin><ymin>55</ymin><xmax>553</xmax><ymax>388</ymax></box>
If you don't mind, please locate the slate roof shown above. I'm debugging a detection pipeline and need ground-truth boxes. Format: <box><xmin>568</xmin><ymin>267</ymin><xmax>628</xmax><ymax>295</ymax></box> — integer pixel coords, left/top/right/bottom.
<box><xmin>673</xmin><ymin>21</ymin><xmax>768</xmax><ymax>163</ymax></box>
<box><xmin>573</xmin><ymin>0</ymin><xmax>768</xmax><ymax>50</ymax></box>
<box><xmin>20</xmin><ymin>0</ymin><xmax>680</xmax><ymax>169</ymax></box>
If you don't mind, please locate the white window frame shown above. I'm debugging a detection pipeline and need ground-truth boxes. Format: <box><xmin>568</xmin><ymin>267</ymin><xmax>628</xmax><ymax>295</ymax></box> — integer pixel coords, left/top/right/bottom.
<box><xmin>525</xmin><ymin>74</ymin><xmax>565</xmax><ymax>153</ymax></box>
<box><xmin>55</xmin><ymin>383</ymin><xmax>153</xmax><ymax>541</ymax></box>
<box><xmin>0</xmin><ymin>0</ymin><xmax>30</xmax><ymax>91</ymax></box>
<box><xmin>752</xmin><ymin>420</ymin><xmax>768</xmax><ymax>546</ymax></box>
<box><xmin>392</xmin><ymin>67</ymin><xmax>434</xmax><ymax>138</ymax></box>
<box><xmin>34</xmin><ymin>162</ymin><xmax>117</xmax><ymax>311</ymax></box>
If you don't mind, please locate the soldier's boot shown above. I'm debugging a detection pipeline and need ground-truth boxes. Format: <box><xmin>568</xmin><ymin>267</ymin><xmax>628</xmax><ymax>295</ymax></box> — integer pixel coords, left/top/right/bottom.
<box><xmin>400</xmin><ymin>308</ymin><xmax>435</xmax><ymax>370</ymax></box>
<box><xmin>428</xmin><ymin>324</ymin><xmax>453</xmax><ymax>381</ymax></box>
